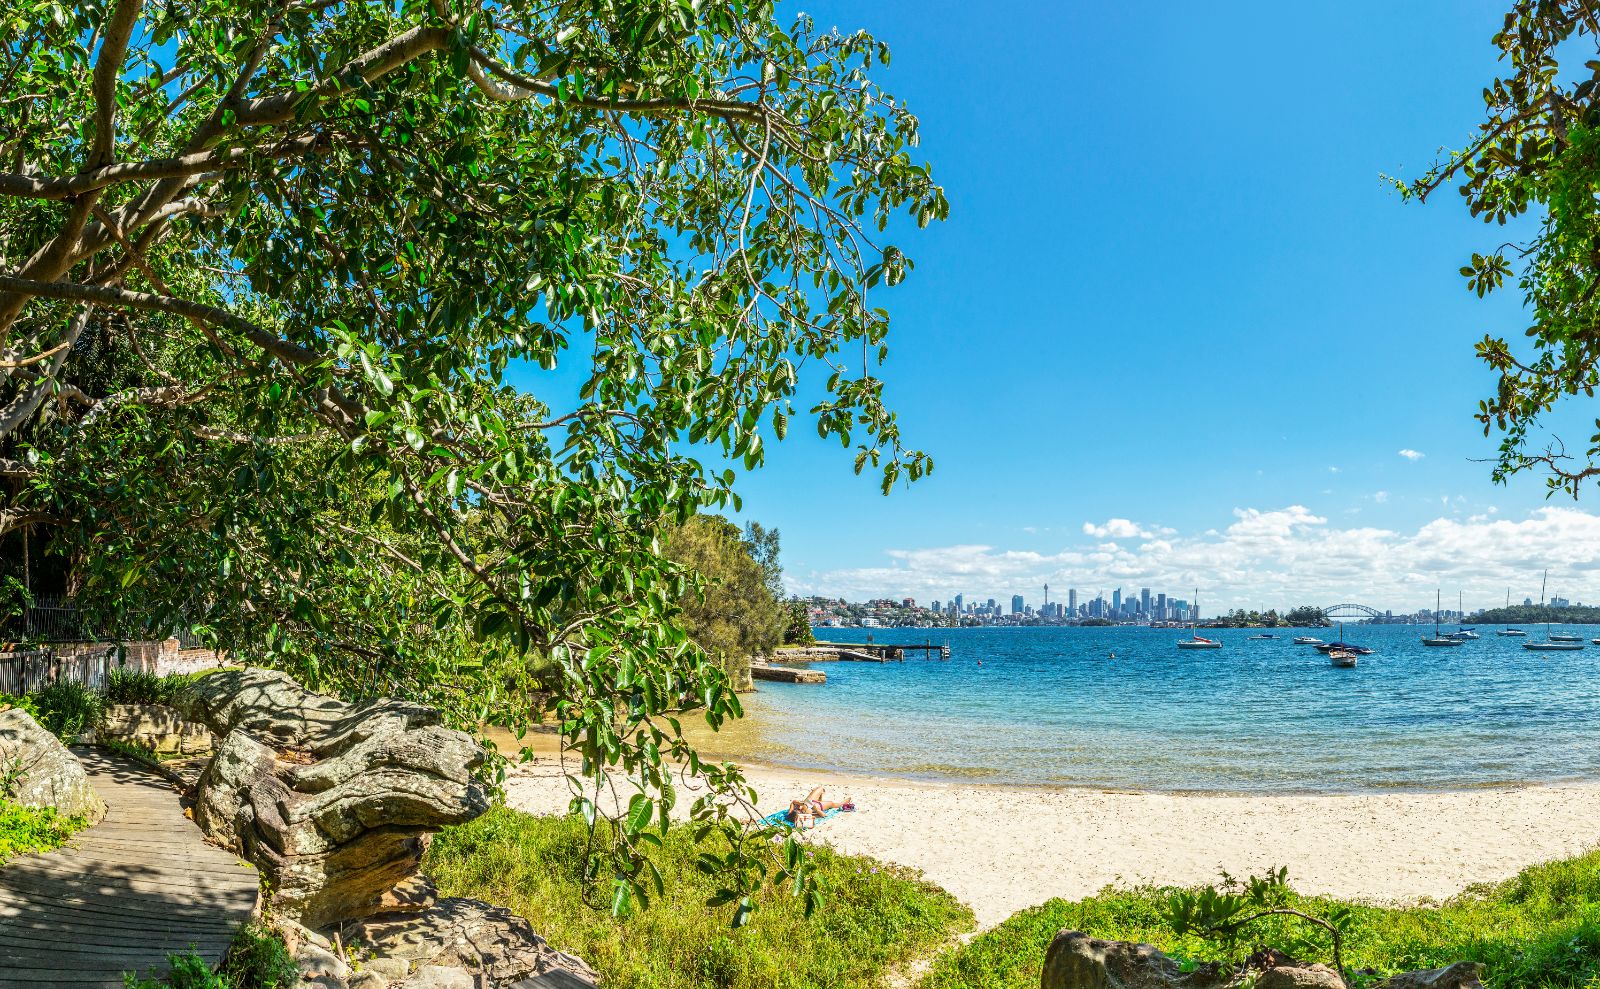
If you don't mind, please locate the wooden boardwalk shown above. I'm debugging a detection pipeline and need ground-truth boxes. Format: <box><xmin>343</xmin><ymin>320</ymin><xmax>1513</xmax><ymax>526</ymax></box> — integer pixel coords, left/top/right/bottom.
<box><xmin>0</xmin><ymin>749</ymin><xmax>259</xmax><ymax>987</ymax></box>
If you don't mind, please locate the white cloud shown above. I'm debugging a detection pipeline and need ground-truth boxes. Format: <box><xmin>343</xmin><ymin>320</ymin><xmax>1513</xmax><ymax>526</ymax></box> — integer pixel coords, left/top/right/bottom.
<box><xmin>1373</xmin><ymin>491</ymin><xmax>1389</xmax><ymax>503</ymax></box>
<box><xmin>1398</xmin><ymin>449</ymin><xmax>1425</xmax><ymax>461</ymax></box>
<box><xmin>789</xmin><ymin>506</ymin><xmax>1600</xmax><ymax>614</ymax></box>
<box><xmin>1328</xmin><ymin>466</ymin><xmax>1340</xmax><ymax>473</ymax></box>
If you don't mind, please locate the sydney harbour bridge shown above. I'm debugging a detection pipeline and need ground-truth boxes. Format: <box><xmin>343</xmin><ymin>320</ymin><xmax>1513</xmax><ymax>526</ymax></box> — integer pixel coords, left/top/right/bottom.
<box><xmin>1321</xmin><ymin>603</ymin><xmax>1393</xmax><ymax>621</ymax></box>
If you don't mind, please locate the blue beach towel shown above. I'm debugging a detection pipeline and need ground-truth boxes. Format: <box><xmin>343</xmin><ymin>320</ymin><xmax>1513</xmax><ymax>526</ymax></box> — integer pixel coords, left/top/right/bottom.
<box><xmin>761</xmin><ymin>807</ymin><xmax>844</xmax><ymax>829</ymax></box>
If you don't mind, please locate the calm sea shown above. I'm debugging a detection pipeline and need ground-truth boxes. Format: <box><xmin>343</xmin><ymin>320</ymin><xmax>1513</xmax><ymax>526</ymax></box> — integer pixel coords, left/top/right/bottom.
<box><xmin>708</xmin><ymin>624</ymin><xmax>1600</xmax><ymax>793</ymax></box>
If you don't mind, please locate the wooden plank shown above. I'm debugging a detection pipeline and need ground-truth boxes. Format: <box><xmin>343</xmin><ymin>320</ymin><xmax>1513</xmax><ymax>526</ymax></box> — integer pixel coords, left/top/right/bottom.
<box><xmin>0</xmin><ymin>750</ymin><xmax>257</xmax><ymax>986</ymax></box>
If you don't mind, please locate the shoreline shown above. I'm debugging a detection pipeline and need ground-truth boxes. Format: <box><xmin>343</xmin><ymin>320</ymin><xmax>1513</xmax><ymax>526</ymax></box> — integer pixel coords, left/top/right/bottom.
<box><xmin>501</xmin><ymin>748</ymin><xmax>1600</xmax><ymax>928</ymax></box>
<box><xmin>484</xmin><ymin>724</ymin><xmax>1594</xmax><ymax>800</ymax></box>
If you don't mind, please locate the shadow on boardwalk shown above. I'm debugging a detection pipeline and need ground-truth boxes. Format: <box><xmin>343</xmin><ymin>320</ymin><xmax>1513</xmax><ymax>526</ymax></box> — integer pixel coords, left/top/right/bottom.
<box><xmin>0</xmin><ymin>749</ymin><xmax>259</xmax><ymax>987</ymax></box>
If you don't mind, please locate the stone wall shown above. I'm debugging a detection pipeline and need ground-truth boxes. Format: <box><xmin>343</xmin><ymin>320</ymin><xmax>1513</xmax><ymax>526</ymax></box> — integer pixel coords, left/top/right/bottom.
<box><xmin>100</xmin><ymin>703</ymin><xmax>215</xmax><ymax>755</ymax></box>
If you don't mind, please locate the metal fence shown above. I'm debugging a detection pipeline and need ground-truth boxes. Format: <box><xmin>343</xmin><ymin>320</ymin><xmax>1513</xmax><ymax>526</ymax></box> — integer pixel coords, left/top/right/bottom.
<box><xmin>5</xmin><ymin>594</ymin><xmax>100</xmax><ymax>643</ymax></box>
<box><xmin>0</xmin><ymin>644</ymin><xmax>116</xmax><ymax>694</ymax></box>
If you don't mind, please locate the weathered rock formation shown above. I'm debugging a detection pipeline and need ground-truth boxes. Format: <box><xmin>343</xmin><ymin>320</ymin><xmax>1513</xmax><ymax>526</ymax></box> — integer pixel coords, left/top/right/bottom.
<box><xmin>1042</xmin><ymin>931</ymin><xmax>1225</xmax><ymax>989</ymax></box>
<box><xmin>171</xmin><ymin>668</ymin><xmax>491</xmax><ymax>929</ymax></box>
<box><xmin>172</xmin><ymin>667</ymin><xmax>596</xmax><ymax>988</ymax></box>
<box><xmin>1041</xmin><ymin>931</ymin><xmax>1485</xmax><ymax>989</ymax></box>
<box><xmin>101</xmin><ymin>703</ymin><xmax>214</xmax><ymax>755</ymax></box>
<box><xmin>0</xmin><ymin>705</ymin><xmax>105</xmax><ymax>823</ymax></box>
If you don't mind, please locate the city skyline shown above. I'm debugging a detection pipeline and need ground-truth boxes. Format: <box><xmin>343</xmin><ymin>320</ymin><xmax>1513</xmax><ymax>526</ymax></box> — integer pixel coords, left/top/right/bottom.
<box><xmin>781</xmin><ymin>504</ymin><xmax>1600</xmax><ymax>617</ymax></box>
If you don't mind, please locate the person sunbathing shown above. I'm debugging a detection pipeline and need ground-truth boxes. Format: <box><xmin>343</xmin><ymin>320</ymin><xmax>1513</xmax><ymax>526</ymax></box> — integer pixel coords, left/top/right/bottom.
<box><xmin>784</xmin><ymin>787</ymin><xmax>853</xmax><ymax>826</ymax></box>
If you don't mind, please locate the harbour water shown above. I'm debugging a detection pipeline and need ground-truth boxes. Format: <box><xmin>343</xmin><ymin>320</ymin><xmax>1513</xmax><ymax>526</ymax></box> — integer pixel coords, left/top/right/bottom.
<box><xmin>721</xmin><ymin>624</ymin><xmax>1600</xmax><ymax>793</ymax></box>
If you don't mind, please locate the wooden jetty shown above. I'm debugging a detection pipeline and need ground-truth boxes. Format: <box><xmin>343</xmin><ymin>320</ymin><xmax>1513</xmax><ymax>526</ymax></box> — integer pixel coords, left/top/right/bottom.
<box><xmin>778</xmin><ymin>641</ymin><xmax>951</xmax><ymax>663</ymax></box>
<box><xmin>750</xmin><ymin>664</ymin><xmax>826</xmax><ymax>684</ymax></box>
<box><xmin>0</xmin><ymin>749</ymin><xmax>260</xmax><ymax>986</ymax></box>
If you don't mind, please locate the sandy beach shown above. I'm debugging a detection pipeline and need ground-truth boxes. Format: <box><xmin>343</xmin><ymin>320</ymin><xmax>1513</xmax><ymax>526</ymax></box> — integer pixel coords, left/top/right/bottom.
<box><xmin>504</xmin><ymin>756</ymin><xmax>1600</xmax><ymax>927</ymax></box>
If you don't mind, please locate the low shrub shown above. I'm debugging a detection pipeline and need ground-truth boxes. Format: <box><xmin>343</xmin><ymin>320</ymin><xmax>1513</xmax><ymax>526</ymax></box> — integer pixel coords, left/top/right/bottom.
<box><xmin>104</xmin><ymin>669</ymin><xmax>199</xmax><ymax>706</ymax></box>
<box><xmin>426</xmin><ymin>806</ymin><xmax>974</xmax><ymax>989</ymax></box>
<box><xmin>0</xmin><ymin>800</ymin><xmax>84</xmax><ymax>867</ymax></box>
<box><xmin>918</xmin><ymin>851</ymin><xmax>1600</xmax><ymax>989</ymax></box>
<box><xmin>27</xmin><ymin>679</ymin><xmax>102</xmax><ymax>739</ymax></box>
<box><xmin>121</xmin><ymin>924</ymin><xmax>298</xmax><ymax>988</ymax></box>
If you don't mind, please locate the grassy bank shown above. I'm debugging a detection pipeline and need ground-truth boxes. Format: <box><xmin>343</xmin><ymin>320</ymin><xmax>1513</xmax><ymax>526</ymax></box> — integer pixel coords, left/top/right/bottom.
<box><xmin>426</xmin><ymin>806</ymin><xmax>974</xmax><ymax>989</ymax></box>
<box><xmin>919</xmin><ymin>850</ymin><xmax>1600</xmax><ymax>989</ymax></box>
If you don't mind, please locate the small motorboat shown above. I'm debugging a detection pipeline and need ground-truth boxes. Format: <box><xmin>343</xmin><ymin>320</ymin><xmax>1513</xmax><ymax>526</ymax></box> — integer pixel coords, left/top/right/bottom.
<box><xmin>1328</xmin><ymin>649</ymin><xmax>1358</xmax><ymax>668</ymax></box>
<box><xmin>1452</xmin><ymin>628</ymin><xmax>1480</xmax><ymax>640</ymax></box>
<box><xmin>1315</xmin><ymin>641</ymin><xmax>1374</xmax><ymax>655</ymax></box>
<box><xmin>1498</xmin><ymin>628</ymin><xmax>1527</xmax><ymax>637</ymax></box>
<box><xmin>1248</xmin><ymin>634</ymin><xmax>1276</xmax><ymax>640</ymax></box>
<box><xmin>1526</xmin><ymin>640</ymin><xmax>1584</xmax><ymax>652</ymax></box>
<box><xmin>1591</xmin><ymin>639</ymin><xmax>1600</xmax><ymax>646</ymax></box>
<box><xmin>1292</xmin><ymin>636</ymin><xmax>1323</xmax><ymax>645</ymax></box>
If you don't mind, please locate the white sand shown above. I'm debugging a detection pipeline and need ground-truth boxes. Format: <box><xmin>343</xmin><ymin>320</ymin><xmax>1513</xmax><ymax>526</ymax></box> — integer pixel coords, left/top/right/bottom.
<box><xmin>504</xmin><ymin>758</ymin><xmax>1600</xmax><ymax>928</ymax></box>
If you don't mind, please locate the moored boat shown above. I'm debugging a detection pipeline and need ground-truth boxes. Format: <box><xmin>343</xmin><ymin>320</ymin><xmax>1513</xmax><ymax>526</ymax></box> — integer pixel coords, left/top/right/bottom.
<box><xmin>1525</xmin><ymin>640</ymin><xmax>1584</xmax><ymax>652</ymax></box>
<box><xmin>1177</xmin><ymin>588</ymin><xmax>1223</xmax><ymax>649</ymax></box>
<box><xmin>1422</xmin><ymin>589</ymin><xmax>1463</xmax><ymax>646</ymax></box>
<box><xmin>1548</xmin><ymin>632</ymin><xmax>1583</xmax><ymax>643</ymax></box>
<box><xmin>1292</xmin><ymin>636</ymin><xmax>1323</xmax><ymax>645</ymax></box>
<box><xmin>1498</xmin><ymin>628</ymin><xmax>1527</xmax><ymax>637</ymax></box>
<box><xmin>1328</xmin><ymin>649</ymin><xmax>1358</xmax><ymax>668</ymax></box>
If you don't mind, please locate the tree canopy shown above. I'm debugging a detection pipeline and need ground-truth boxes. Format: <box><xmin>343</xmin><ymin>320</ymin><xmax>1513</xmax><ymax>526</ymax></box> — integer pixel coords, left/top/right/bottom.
<box><xmin>1403</xmin><ymin>1</ymin><xmax>1600</xmax><ymax>496</ymax></box>
<box><xmin>0</xmin><ymin>0</ymin><xmax>942</xmax><ymax>918</ymax></box>
<box><xmin>664</xmin><ymin>515</ymin><xmax>787</xmax><ymax>688</ymax></box>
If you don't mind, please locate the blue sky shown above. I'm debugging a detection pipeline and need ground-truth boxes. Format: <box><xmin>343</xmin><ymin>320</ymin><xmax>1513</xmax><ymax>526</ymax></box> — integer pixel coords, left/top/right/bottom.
<box><xmin>522</xmin><ymin>2</ymin><xmax>1600</xmax><ymax>613</ymax></box>
<box><xmin>736</xmin><ymin>0</ymin><xmax>1600</xmax><ymax>613</ymax></box>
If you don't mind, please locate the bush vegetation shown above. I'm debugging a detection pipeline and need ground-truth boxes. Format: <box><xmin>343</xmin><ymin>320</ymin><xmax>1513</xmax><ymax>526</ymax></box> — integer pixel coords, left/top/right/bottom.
<box><xmin>103</xmin><ymin>669</ymin><xmax>199</xmax><ymax>707</ymax></box>
<box><xmin>0</xmin><ymin>800</ymin><xmax>83</xmax><ymax>867</ymax></box>
<box><xmin>426</xmin><ymin>806</ymin><xmax>974</xmax><ymax>989</ymax></box>
<box><xmin>120</xmin><ymin>923</ymin><xmax>298</xmax><ymax>989</ymax></box>
<box><xmin>918</xmin><ymin>852</ymin><xmax>1600</xmax><ymax>989</ymax></box>
<box><xmin>24</xmin><ymin>679</ymin><xmax>102</xmax><ymax>740</ymax></box>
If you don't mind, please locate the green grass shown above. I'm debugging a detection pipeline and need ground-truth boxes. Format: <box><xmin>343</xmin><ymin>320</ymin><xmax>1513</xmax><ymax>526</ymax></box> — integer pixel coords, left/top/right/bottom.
<box><xmin>918</xmin><ymin>851</ymin><xmax>1600</xmax><ymax>989</ymax></box>
<box><xmin>425</xmin><ymin>806</ymin><xmax>975</xmax><ymax>989</ymax></box>
<box><xmin>120</xmin><ymin>922</ymin><xmax>298</xmax><ymax>988</ymax></box>
<box><xmin>0</xmin><ymin>800</ymin><xmax>85</xmax><ymax>867</ymax></box>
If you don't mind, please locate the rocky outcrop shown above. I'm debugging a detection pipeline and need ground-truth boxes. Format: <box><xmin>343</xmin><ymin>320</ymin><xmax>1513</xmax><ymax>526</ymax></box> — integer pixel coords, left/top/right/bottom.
<box><xmin>174</xmin><ymin>668</ymin><xmax>490</xmax><ymax>929</ymax></box>
<box><xmin>0</xmin><ymin>705</ymin><xmax>105</xmax><ymax>823</ymax></box>
<box><xmin>1380</xmin><ymin>963</ymin><xmax>1484</xmax><ymax>989</ymax></box>
<box><xmin>1042</xmin><ymin>931</ymin><xmax>1224</xmax><ymax>989</ymax></box>
<box><xmin>1041</xmin><ymin>931</ymin><xmax>1484</xmax><ymax>989</ymax></box>
<box><xmin>101</xmin><ymin>703</ymin><xmax>214</xmax><ymax>755</ymax></box>
<box><xmin>174</xmin><ymin>667</ymin><xmax>596</xmax><ymax>988</ymax></box>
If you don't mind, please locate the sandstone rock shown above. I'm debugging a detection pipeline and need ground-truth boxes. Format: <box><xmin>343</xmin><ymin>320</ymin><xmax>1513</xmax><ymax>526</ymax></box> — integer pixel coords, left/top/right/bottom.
<box><xmin>101</xmin><ymin>703</ymin><xmax>214</xmax><ymax>755</ymax></box>
<box><xmin>0</xmin><ymin>706</ymin><xmax>105</xmax><ymax>824</ymax></box>
<box><xmin>1041</xmin><ymin>930</ymin><xmax>1225</xmax><ymax>989</ymax></box>
<box><xmin>399</xmin><ymin>967</ymin><xmax>474</xmax><ymax>989</ymax></box>
<box><xmin>1380</xmin><ymin>963</ymin><xmax>1484</xmax><ymax>989</ymax></box>
<box><xmin>178</xmin><ymin>668</ymin><xmax>490</xmax><ymax>929</ymax></box>
<box><xmin>1258</xmin><ymin>962</ymin><xmax>1346</xmax><ymax>989</ymax></box>
<box><xmin>345</xmin><ymin>898</ymin><xmax>598</xmax><ymax>987</ymax></box>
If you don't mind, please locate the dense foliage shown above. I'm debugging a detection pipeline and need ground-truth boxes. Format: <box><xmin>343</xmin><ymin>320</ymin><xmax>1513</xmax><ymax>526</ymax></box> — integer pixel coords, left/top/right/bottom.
<box><xmin>0</xmin><ymin>0</ymin><xmax>942</xmax><ymax>913</ymax></box>
<box><xmin>1470</xmin><ymin>604</ymin><xmax>1600</xmax><ymax>624</ymax></box>
<box><xmin>919</xmin><ymin>851</ymin><xmax>1600</xmax><ymax>989</ymax></box>
<box><xmin>1404</xmin><ymin>2</ymin><xmax>1600</xmax><ymax>495</ymax></box>
<box><xmin>427</xmin><ymin>806</ymin><xmax>974</xmax><ymax>989</ymax></box>
<box><xmin>665</xmin><ymin>516</ymin><xmax>787</xmax><ymax>688</ymax></box>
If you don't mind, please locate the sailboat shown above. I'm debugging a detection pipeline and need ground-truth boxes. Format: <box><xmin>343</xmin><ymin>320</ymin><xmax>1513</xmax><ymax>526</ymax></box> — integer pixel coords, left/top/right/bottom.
<box><xmin>1177</xmin><ymin>588</ymin><xmax>1222</xmax><ymax>649</ymax></box>
<box><xmin>1525</xmin><ymin>570</ymin><xmax>1583</xmax><ymax>650</ymax></box>
<box><xmin>1326</xmin><ymin>623</ymin><xmax>1359</xmax><ymax>667</ymax></box>
<box><xmin>1421</xmin><ymin>589</ymin><xmax>1464</xmax><ymax>646</ymax></box>
<box><xmin>1448</xmin><ymin>592</ymin><xmax>1480</xmax><ymax>639</ymax></box>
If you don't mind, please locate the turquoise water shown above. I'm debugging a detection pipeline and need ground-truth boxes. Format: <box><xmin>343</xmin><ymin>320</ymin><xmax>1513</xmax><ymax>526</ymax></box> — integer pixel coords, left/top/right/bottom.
<box><xmin>737</xmin><ymin>625</ymin><xmax>1600</xmax><ymax>793</ymax></box>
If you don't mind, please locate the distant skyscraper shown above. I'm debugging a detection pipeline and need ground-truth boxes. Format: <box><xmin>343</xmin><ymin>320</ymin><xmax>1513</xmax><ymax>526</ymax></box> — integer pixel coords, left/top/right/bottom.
<box><xmin>1112</xmin><ymin>589</ymin><xmax>1122</xmax><ymax>613</ymax></box>
<box><xmin>1011</xmin><ymin>594</ymin><xmax>1024</xmax><ymax>615</ymax></box>
<box><xmin>954</xmin><ymin>593</ymin><xmax>964</xmax><ymax>614</ymax></box>
<box><xmin>1140</xmin><ymin>587</ymin><xmax>1151</xmax><ymax>615</ymax></box>
<box><xmin>1157</xmin><ymin>592</ymin><xmax>1167</xmax><ymax>618</ymax></box>
<box><xmin>1068</xmin><ymin>588</ymin><xmax>1077</xmax><ymax>613</ymax></box>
